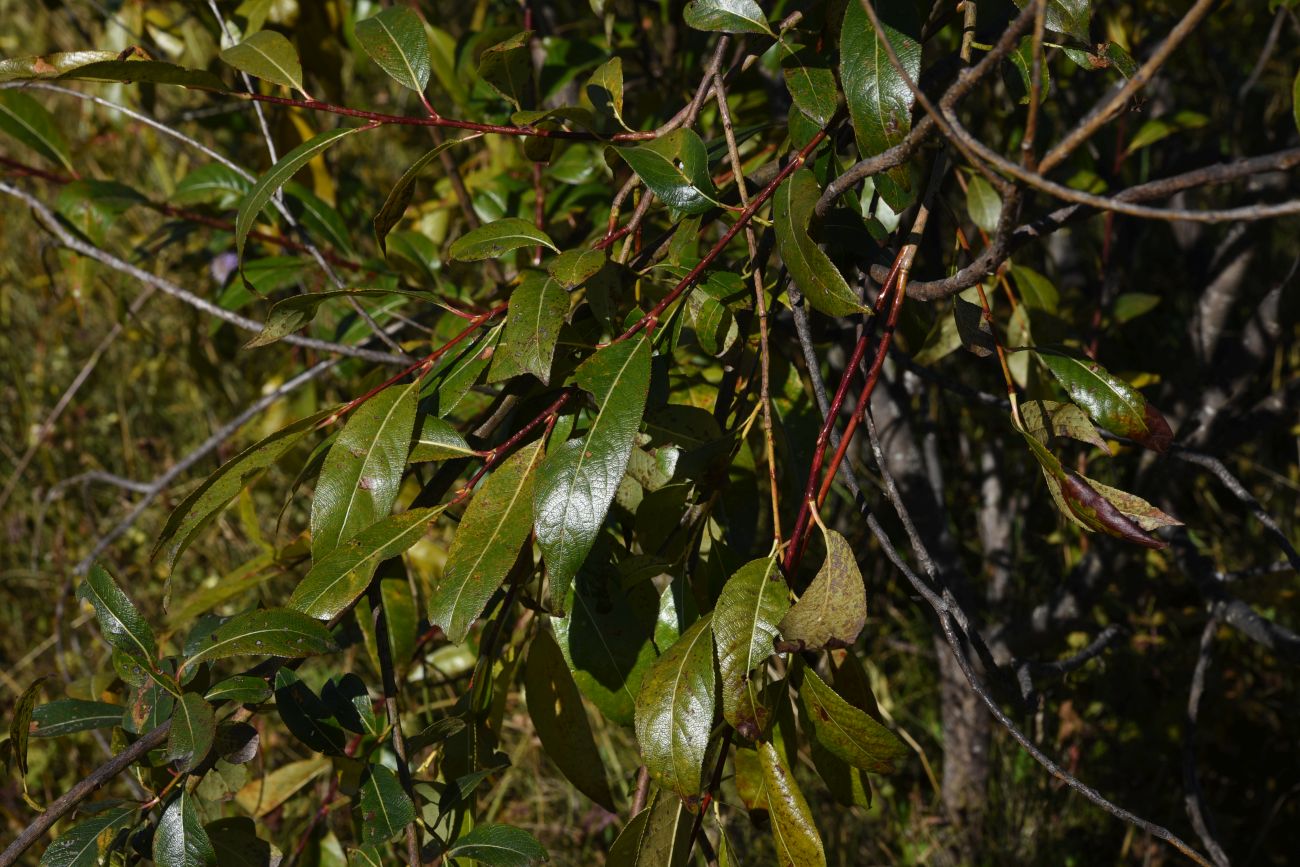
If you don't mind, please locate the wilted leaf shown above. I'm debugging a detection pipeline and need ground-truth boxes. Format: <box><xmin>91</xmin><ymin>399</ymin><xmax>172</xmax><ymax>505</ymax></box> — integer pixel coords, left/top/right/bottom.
<box><xmin>634</xmin><ymin>614</ymin><xmax>716</xmax><ymax>802</ymax></box>
<box><xmin>713</xmin><ymin>556</ymin><xmax>788</xmax><ymax>739</ymax></box>
<box><xmin>1019</xmin><ymin>399</ymin><xmax>1107</xmax><ymax>449</ymax></box>
<box><xmin>777</xmin><ymin>529</ymin><xmax>866</xmax><ymax>652</ymax></box>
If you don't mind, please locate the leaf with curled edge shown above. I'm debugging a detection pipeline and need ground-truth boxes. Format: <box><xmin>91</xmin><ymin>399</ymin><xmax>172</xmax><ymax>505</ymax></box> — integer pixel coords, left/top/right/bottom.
<box><xmin>634</xmin><ymin>614</ymin><xmax>716</xmax><ymax>803</ymax></box>
<box><xmin>1019</xmin><ymin>399</ymin><xmax>1107</xmax><ymax>450</ymax></box>
<box><xmin>774</xmin><ymin>170</ymin><xmax>869</xmax><ymax>318</ymax></box>
<box><xmin>1082</xmin><ymin>476</ymin><xmax>1183</xmax><ymax>532</ymax></box>
<box><xmin>616</xmin><ymin>128</ymin><xmax>721</xmax><ymax>215</ymax></box>
<box><xmin>1036</xmin><ymin>348</ymin><xmax>1173</xmax><ymax>452</ymax></box>
<box><xmin>448</xmin><ymin>217</ymin><xmax>557</xmax><ymax>261</ymax></box>
<box><xmin>776</xmin><ymin>528</ymin><xmax>866</xmax><ymax>653</ymax></box>
<box><xmin>373</xmin><ymin>137</ymin><xmax>475</xmax><ymax>253</ymax></box>
<box><xmin>76</xmin><ymin>565</ymin><xmax>156</xmax><ymax>672</ymax></box>
<box><xmin>713</xmin><ymin>556</ymin><xmax>788</xmax><ymax>740</ymax></box>
<box><xmin>534</xmin><ymin>336</ymin><xmax>651</xmax><ymax>614</ymax></box>
<box><xmin>758</xmin><ymin>740</ymin><xmax>827</xmax><ymax>867</ymax></box>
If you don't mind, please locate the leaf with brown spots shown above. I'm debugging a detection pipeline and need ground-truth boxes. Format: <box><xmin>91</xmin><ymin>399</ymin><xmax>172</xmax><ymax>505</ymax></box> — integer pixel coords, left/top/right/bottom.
<box><xmin>776</xmin><ymin>527</ymin><xmax>866</xmax><ymax>653</ymax></box>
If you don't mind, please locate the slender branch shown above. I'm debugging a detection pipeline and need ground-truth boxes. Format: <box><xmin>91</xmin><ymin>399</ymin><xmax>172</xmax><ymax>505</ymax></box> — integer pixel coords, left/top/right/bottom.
<box><xmin>370</xmin><ymin>580</ymin><xmax>423</xmax><ymax>866</ymax></box>
<box><xmin>1182</xmin><ymin>607</ymin><xmax>1232</xmax><ymax>867</ymax></box>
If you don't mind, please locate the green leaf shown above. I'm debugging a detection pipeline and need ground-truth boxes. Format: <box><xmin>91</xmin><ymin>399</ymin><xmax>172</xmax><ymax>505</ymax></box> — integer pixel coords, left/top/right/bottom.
<box><xmin>1036</xmin><ymin>348</ymin><xmax>1173</xmax><ymax>452</ymax></box>
<box><xmin>153</xmin><ymin>410</ymin><xmax>330</xmax><ymax>572</ymax></box>
<box><xmin>534</xmin><ymin>336</ymin><xmax>652</xmax><ymax>613</ymax></box>
<box><xmin>206</xmin><ymin>817</ymin><xmax>282</xmax><ymax>867</ymax></box>
<box><xmin>0</xmin><ymin>50</ymin><xmax>117</xmax><ymax>82</ymax></box>
<box><xmin>425</xmin><ymin>322</ymin><xmax>504</xmax><ymax>417</ymax></box>
<box><xmin>1009</xmin><ymin>264</ymin><xmax>1059</xmax><ymax>312</ymax></box>
<box><xmin>374</xmin><ymin>137</ymin><xmax>472</xmax><ymax>252</ymax></box>
<box><xmin>312</xmin><ymin>380</ymin><xmax>419</xmax><ymax>559</ymax></box>
<box><xmin>0</xmin><ymin>90</ymin><xmax>72</xmax><ymax>173</ymax></box>
<box><xmin>290</xmin><ymin>507</ymin><xmax>441</xmax><ymax>620</ymax></box>
<box><xmin>606</xmin><ymin>790</ymin><xmax>691</xmax><ymax>867</ymax></box>
<box><xmin>1112</xmin><ymin>292</ymin><xmax>1161</xmax><ymax>323</ymax></box>
<box><xmin>273</xmin><ymin>670</ymin><xmax>347</xmax><ymax>754</ymax></box>
<box><xmin>840</xmin><ymin>0</ymin><xmax>921</xmax><ymax>211</ymax></box>
<box><xmin>59</xmin><ymin>58</ymin><xmax>227</xmax><ymax>91</ymax></box>
<box><xmin>445</xmin><ymin>823</ymin><xmax>549</xmax><ymax>866</ymax></box>
<box><xmin>1294</xmin><ymin>68</ymin><xmax>1300</xmax><ymax>134</ymax></box>
<box><xmin>358</xmin><ymin>765</ymin><xmax>415</xmax><ymax>845</ymax></box>
<box><xmin>586</xmin><ymin>57</ymin><xmax>628</xmax><ymax>129</ymax></box>
<box><xmin>478</xmin><ymin>31</ymin><xmax>534</xmax><ymax>111</ymax></box>
<box><xmin>76</xmin><ymin>565</ymin><xmax>157</xmax><ymax>670</ymax></box>
<box><xmin>683</xmin><ymin>0</ymin><xmax>774</xmax><ymax>36</ymax></box>
<box><xmin>173</xmin><ymin>164</ymin><xmax>251</xmax><ymax>208</ymax></box>
<box><xmin>31</xmin><ymin>699</ymin><xmax>124</xmax><ymax>738</ymax></box>
<box><xmin>39</xmin><ymin>803</ymin><xmax>135</xmax><ymax>867</ymax></box>
<box><xmin>774</xmin><ymin>170</ymin><xmax>868</xmax><ymax>318</ymax></box>
<box><xmin>235</xmin><ymin>756</ymin><xmax>331</xmax><ymax>817</ymax></box>
<box><xmin>634</xmin><ymin>614</ymin><xmax>716</xmax><ymax>802</ymax></box>
<box><xmin>153</xmin><ymin>790</ymin><xmax>217</xmax><ymax>867</ymax></box>
<box><xmin>1014</xmin><ymin>0</ymin><xmax>1092</xmax><ymax>42</ymax></box>
<box><xmin>758</xmin><ymin>741</ymin><xmax>826</xmax><ymax>867</ymax></box>
<box><xmin>780</xmin><ymin>44</ymin><xmax>837</xmax><ymax>126</ymax></box>
<box><xmin>355</xmin><ymin>6</ymin><xmax>431</xmax><ymax>93</ymax></box>
<box><xmin>547</xmin><ymin>249</ymin><xmax>606</xmax><ymax>289</ymax></box>
<box><xmin>357</xmin><ymin>575</ymin><xmax>418</xmax><ymax>680</ymax></box>
<box><xmin>713</xmin><ymin>556</ymin><xmax>788</xmax><ymax>740</ymax></box>
<box><xmin>245</xmin><ymin>288</ymin><xmax>415</xmax><ymax>347</ymax></box>
<box><xmin>166</xmin><ymin>693</ymin><xmax>216</xmax><ymax>773</ymax></box>
<box><xmin>448</xmin><ymin>217</ymin><xmax>557</xmax><ymax>261</ymax></box>
<box><xmin>525</xmin><ymin>629</ymin><xmax>615</xmax><ymax>810</ymax></box>
<box><xmin>617</xmin><ymin>128</ymin><xmax>720</xmax><ymax>215</ymax></box>
<box><xmin>8</xmin><ymin>677</ymin><xmax>43</xmax><ymax>781</ymax></box>
<box><xmin>1019</xmin><ymin>399</ymin><xmax>1107</xmax><ymax>450</ymax></box>
<box><xmin>798</xmin><ymin>667</ymin><xmax>907</xmax><ymax>774</ymax></box>
<box><xmin>965</xmin><ymin>173</ymin><xmax>1002</xmax><ymax>233</ymax></box>
<box><xmin>205</xmin><ymin>676</ymin><xmax>272</xmax><ymax>706</ymax></box>
<box><xmin>776</xmin><ymin>528</ymin><xmax>865</xmax><ymax>653</ymax></box>
<box><xmin>220</xmin><ymin>30</ymin><xmax>303</xmax><ymax>93</ymax></box>
<box><xmin>410</xmin><ymin>414</ymin><xmax>475</xmax><ymax>463</ymax></box>
<box><xmin>431</xmin><ymin>441</ymin><xmax>543</xmax><ymax>643</ymax></box>
<box><xmin>183</xmin><ymin>609</ymin><xmax>339</xmax><ymax>673</ymax></box>
<box><xmin>487</xmin><ymin>272</ymin><xmax>568</xmax><ymax>384</ymax></box>
<box><xmin>235</xmin><ymin>128</ymin><xmax>359</xmax><ymax>267</ymax></box>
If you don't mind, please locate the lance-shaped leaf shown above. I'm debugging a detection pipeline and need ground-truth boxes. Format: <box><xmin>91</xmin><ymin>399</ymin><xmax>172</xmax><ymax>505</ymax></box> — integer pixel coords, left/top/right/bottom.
<box><xmin>1036</xmin><ymin>348</ymin><xmax>1173</xmax><ymax>452</ymax></box>
<box><xmin>488</xmin><ymin>272</ymin><xmax>568</xmax><ymax>384</ymax></box>
<box><xmin>235</xmin><ymin>756</ymin><xmax>331</xmax><ymax>817</ymax></box>
<box><xmin>153</xmin><ymin>790</ymin><xmax>216</xmax><ymax>867</ymax></box>
<box><xmin>524</xmin><ymin>628</ymin><xmax>615</xmax><ymax>810</ymax></box>
<box><xmin>840</xmin><ymin>0</ymin><xmax>921</xmax><ymax>211</ymax></box>
<box><xmin>607</xmin><ymin>790</ymin><xmax>692</xmax><ymax>867</ymax></box>
<box><xmin>617</xmin><ymin>128</ymin><xmax>720</xmax><ymax>215</ymax></box>
<box><xmin>290</xmin><ymin>507</ymin><xmax>442</xmax><ymax>620</ymax></box>
<box><xmin>273</xmin><ymin>669</ymin><xmax>348</xmax><ymax>754</ymax></box>
<box><xmin>548</xmin><ymin>249</ymin><xmax>606</xmax><ymax>289</ymax></box>
<box><xmin>31</xmin><ymin>699</ymin><xmax>124</xmax><ymax>738</ymax></box>
<box><xmin>76</xmin><ymin>565</ymin><xmax>156</xmax><ymax>670</ymax></box>
<box><xmin>445</xmin><ymin>824</ymin><xmax>548</xmax><ymax>866</ymax></box>
<box><xmin>166</xmin><ymin>693</ymin><xmax>216</xmax><ymax>773</ymax></box>
<box><xmin>713</xmin><ymin>556</ymin><xmax>788</xmax><ymax>739</ymax></box>
<box><xmin>182</xmin><ymin>609</ymin><xmax>338</xmax><ymax>673</ymax></box>
<box><xmin>246</xmin><ymin>288</ymin><xmax>422</xmax><ymax>347</ymax></box>
<box><xmin>0</xmin><ymin>90</ymin><xmax>73</xmax><ymax>173</ymax></box>
<box><xmin>235</xmin><ymin>128</ymin><xmax>359</xmax><ymax>266</ymax></box>
<box><xmin>173</xmin><ymin>164</ymin><xmax>251</xmax><ymax>207</ymax></box>
<box><xmin>448</xmin><ymin>217</ymin><xmax>557</xmax><ymax>261</ymax></box>
<box><xmin>781</xmin><ymin>44</ymin><xmax>837</xmax><ymax>126</ymax></box>
<box><xmin>359</xmin><ymin>765</ymin><xmax>415</xmax><ymax>845</ymax></box>
<box><xmin>1082</xmin><ymin>476</ymin><xmax>1183</xmax><ymax>532</ymax></box>
<box><xmin>798</xmin><ymin>667</ymin><xmax>908</xmax><ymax>774</ymax></box>
<box><xmin>205</xmin><ymin>676</ymin><xmax>272</xmax><ymax>705</ymax></box>
<box><xmin>356</xmin><ymin>6</ymin><xmax>431</xmax><ymax>92</ymax></box>
<box><xmin>410</xmin><ymin>414</ymin><xmax>475</xmax><ymax>463</ymax></box>
<box><xmin>478</xmin><ymin>31</ymin><xmax>533</xmax><ymax>110</ymax></box>
<box><xmin>0</xmin><ymin>50</ymin><xmax>116</xmax><ymax>81</ymax></box>
<box><xmin>220</xmin><ymin>30</ymin><xmax>303</xmax><ymax>93</ymax></box>
<box><xmin>431</xmin><ymin>441</ymin><xmax>544</xmax><ymax>643</ymax></box>
<box><xmin>311</xmin><ymin>380</ymin><xmax>418</xmax><ymax>559</ymax></box>
<box><xmin>374</xmin><ymin>137</ymin><xmax>472</xmax><ymax>252</ymax></box>
<box><xmin>358</xmin><ymin>577</ymin><xmax>418</xmax><ymax>682</ymax></box>
<box><xmin>586</xmin><ymin>57</ymin><xmax>629</xmax><ymax>129</ymax></box>
<box><xmin>1056</xmin><ymin>471</ymin><xmax>1169</xmax><ymax>548</ymax></box>
<box><xmin>774</xmin><ymin>170</ymin><xmax>868</xmax><ymax>318</ymax></box>
<box><xmin>9</xmin><ymin>678</ymin><xmax>43</xmax><ymax>784</ymax></box>
<box><xmin>683</xmin><ymin>0</ymin><xmax>774</xmax><ymax>36</ymax></box>
<box><xmin>758</xmin><ymin>741</ymin><xmax>826</xmax><ymax>867</ymax></box>
<box><xmin>634</xmin><ymin>614</ymin><xmax>716</xmax><ymax>802</ymax></box>
<box><xmin>1020</xmin><ymin>399</ymin><xmax>1107</xmax><ymax>450</ymax></box>
<box><xmin>534</xmin><ymin>336</ymin><xmax>652</xmax><ymax>613</ymax></box>
<box><xmin>63</xmin><ymin>59</ymin><xmax>227</xmax><ymax>91</ymax></box>
<box><xmin>39</xmin><ymin>803</ymin><xmax>136</xmax><ymax>867</ymax></box>
<box><xmin>776</xmin><ymin>528</ymin><xmax>866</xmax><ymax>652</ymax></box>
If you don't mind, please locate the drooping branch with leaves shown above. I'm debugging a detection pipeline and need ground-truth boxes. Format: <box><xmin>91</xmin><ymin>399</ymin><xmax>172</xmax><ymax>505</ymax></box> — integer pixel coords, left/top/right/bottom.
<box><xmin>1</xmin><ymin>0</ymin><xmax>1298</xmax><ymax>865</ymax></box>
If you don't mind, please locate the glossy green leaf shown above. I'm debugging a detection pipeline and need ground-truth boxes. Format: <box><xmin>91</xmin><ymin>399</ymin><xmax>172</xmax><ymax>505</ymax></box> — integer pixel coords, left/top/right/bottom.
<box><xmin>758</xmin><ymin>740</ymin><xmax>826</xmax><ymax>867</ymax></box>
<box><xmin>445</xmin><ymin>823</ymin><xmax>549</xmax><ymax>866</ymax></box>
<box><xmin>76</xmin><ymin>565</ymin><xmax>156</xmax><ymax>670</ymax></box>
<box><xmin>524</xmin><ymin>628</ymin><xmax>615</xmax><ymax>810</ymax></box>
<box><xmin>220</xmin><ymin>30</ymin><xmax>303</xmax><ymax>92</ymax></box>
<box><xmin>235</xmin><ymin>128</ymin><xmax>359</xmax><ymax>267</ymax></box>
<box><xmin>713</xmin><ymin>556</ymin><xmax>788</xmax><ymax>739</ymax></box>
<box><xmin>205</xmin><ymin>675</ymin><xmax>272</xmax><ymax>705</ymax></box>
<box><xmin>166</xmin><ymin>693</ymin><xmax>216</xmax><ymax>773</ymax></box>
<box><xmin>312</xmin><ymin>380</ymin><xmax>419</xmax><ymax>559</ymax></box>
<box><xmin>425</xmin><ymin>322</ymin><xmax>504</xmax><ymax>417</ymax></box>
<box><xmin>182</xmin><ymin>609</ymin><xmax>339</xmax><ymax>673</ymax></box>
<box><xmin>617</xmin><ymin>128</ymin><xmax>720</xmax><ymax>215</ymax></box>
<box><xmin>0</xmin><ymin>90</ymin><xmax>72</xmax><ymax>172</ymax></box>
<box><xmin>547</xmin><ymin>249</ymin><xmax>606</xmax><ymax>289</ymax></box>
<box><xmin>586</xmin><ymin>57</ymin><xmax>628</xmax><ymax>128</ymax></box>
<box><xmin>798</xmin><ymin>667</ymin><xmax>907</xmax><ymax>774</ymax></box>
<box><xmin>38</xmin><ymin>803</ymin><xmax>135</xmax><ymax>867</ymax></box>
<box><xmin>780</xmin><ymin>44</ymin><xmax>837</xmax><ymax>126</ymax></box>
<box><xmin>534</xmin><ymin>336</ymin><xmax>652</xmax><ymax>613</ymax></box>
<box><xmin>965</xmin><ymin>173</ymin><xmax>1002</xmax><ymax>233</ymax></box>
<box><xmin>356</xmin><ymin>6</ymin><xmax>431</xmax><ymax>92</ymax></box>
<box><xmin>683</xmin><ymin>0</ymin><xmax>774</xmax><ymax>36</ymax></box>
<box><xmin>153</xmin><ymin>790</ymin><xmax>217</xmax><ymax>867</ymax></box>
<box><xmin>1036</xmin><ymin>349</ymin><xmax>1173</xmax><ymax>451</ymax></box>
<box><xmin>359</xmin><ymin>764</ymin><xmax>415</xmax><ymax>845</ymax></box>
<box><xmin>778</xmin><ymin>528</ymin><xmax>865</xmax><ymax>653</ymax></box>
<box><xmin>410</xmin><ymin>414</ymin><xmax>475</xmax><ymax>463</ymax></box>
<box><xmin>31</xmin><ymin>699</ymin><xmax>124</xmax><ymax>738</ymax></box>
<box><xmin>774</xmin><ymin>170</ymin><xmax>868</xmax><ymax>318</ymax></box>
<box><xmin>606</xmin><ymin>790</ymin><xmax>691</xmax><ymax>867</ymax></box>
<box><xmin>488</xmin><ymin>272</ymin><xmax>568</xmax><ymax>384</ymax></box>
<box><xmin>1014</xmin><ymin>0</ymin><xmax>1092</xmax><ymax>42</ymax></box>
<box><xmin>448</xmin><ymin>217</ymin><xmax>557</xmax><ymax>261</ymax></box>
<box><xmin>431</xmin><ymin>441</ymin><xmax>543</xmax><ymax>643</ymax></box>
<box><xmin>634</xmin><ymin>614</ymin><xmax>716</xmax><ymax>801</ymax></box>
<box><xmin>478</xmin><ymin>31</ymin><xmax>533</xmax><ymax>110</ymax></box>
<box><xmin>840</xmin><ymin>0</ymin><xmax>921</xmax><ymax>211</ymax></box>
<box><xmin>373</xmin><ymin>137</ymin><xmax>472</xmax><ymax>252</ymax></box>
<box><xmin>290</xmin><ymin>507</ymin><xmax>441</xmax><ymax>620</ymax></box>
